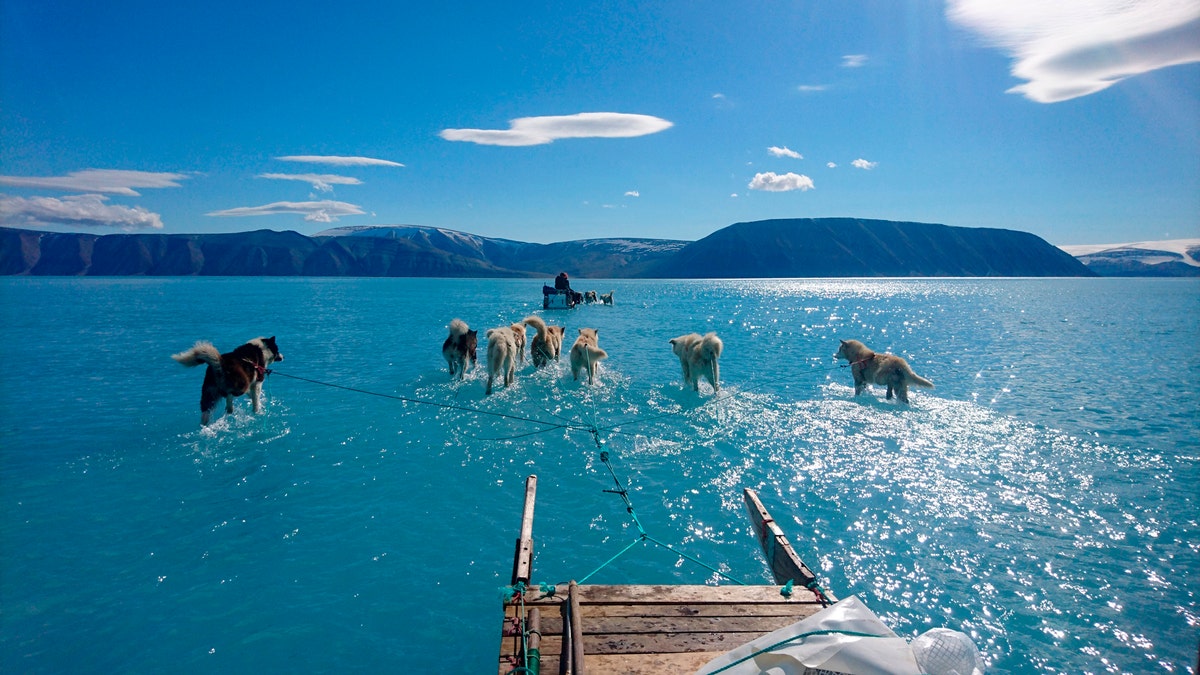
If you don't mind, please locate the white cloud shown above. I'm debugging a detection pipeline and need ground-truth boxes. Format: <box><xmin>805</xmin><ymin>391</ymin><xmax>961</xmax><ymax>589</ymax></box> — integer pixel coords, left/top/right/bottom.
<box><xmin>207</xmin><ymin>200</ymin><xmax>365</xmax><ymax>223</ymax></box>
<box><xmin>852</xmin><ymin>159</ymin><xmax>878</xmax><ymax>170</ymax></box>
<box><xmin>768</xmin><ymin>146</ymin><xmax>803</xmax><ymax>159</ymax></box>
<box><xmin>277</xmin><ymin>155</ymin><xmax>405</xmax><ymax>167</ymax></box>
<box><xmin>0</xmin><ymin>193</ymin><xmax>164</xmax><ymax>230</ymax></box>
<box><xmin>0</xmin><ymin>169</ymin><xmax>187</xmax><ymax>196</ymax></box>
<box><xmin>712</xmin><ymin>93</ymin><xmax>726</xmax><ymax>99</ymax></box>
<box><xmin>827</xmin><ymin>162</ymin><xmax>838</xmax><ymax>168</ymax></box>
<box><xmin>624</xmin><ymin>191</ymin><xmax>640</xmax><ymax>197</ymax></box>
<box><xmin>797</xmin><ymin>85</ymin><xmax>827</xmax><ymax>92</ymax></box>
<box><xmin>748</xmin><ymin>172</ymin><xmax>815</xmax><ymax>192</ymax></box>
<box><xmin>440</xmin><ymin>112</ymin><xmax>674</xmax><ymax>146</ymax></box>
<box><xmin>842</xmin><ymin>54</ymin><xmax>868</xmax><ymax>68</ymax></box>
<box><xmin>258</xmin><ymin>173</ymin><xmax>363</xmax><ymax>192</ymax></box>
<box><xmin>946</xmin><ymin>0</ymin><xmax>1200</xmax><ymax>102</ymax></box>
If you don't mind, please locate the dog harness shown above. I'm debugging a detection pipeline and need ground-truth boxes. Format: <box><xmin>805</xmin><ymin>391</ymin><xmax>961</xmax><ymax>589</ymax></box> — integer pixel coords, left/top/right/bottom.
<box><xmin>241</xmin><ymin>357</ymin><xmax>272</xmax><ymax>378</ymax></box>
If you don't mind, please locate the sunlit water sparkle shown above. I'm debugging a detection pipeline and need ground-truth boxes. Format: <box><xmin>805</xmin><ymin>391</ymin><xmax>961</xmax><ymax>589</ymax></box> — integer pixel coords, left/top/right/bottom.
<box><xmin>1</xmin><ymin>277</ymin><xmax>1196</xmax><ymax>673</ymax></box>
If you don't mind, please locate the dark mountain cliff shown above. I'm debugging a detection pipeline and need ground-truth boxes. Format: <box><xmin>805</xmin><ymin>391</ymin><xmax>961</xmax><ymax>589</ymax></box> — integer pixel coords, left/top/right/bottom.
<box><xmin>643</xmin><ymin>218</ymin><xmax>1091</xmax><ymax>277</ymax></box>
<box><xmin>0</xmin><ymin>218</ymin><xmax>1095</xmax><ymax>277</ymax></box>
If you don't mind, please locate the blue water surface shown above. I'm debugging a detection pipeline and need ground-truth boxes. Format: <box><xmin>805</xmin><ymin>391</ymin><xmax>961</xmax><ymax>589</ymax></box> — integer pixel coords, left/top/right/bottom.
<box><xmin>1</xmin><ymin>277</ymin><xmax>1197</xmax><ymax>673</ymax></box>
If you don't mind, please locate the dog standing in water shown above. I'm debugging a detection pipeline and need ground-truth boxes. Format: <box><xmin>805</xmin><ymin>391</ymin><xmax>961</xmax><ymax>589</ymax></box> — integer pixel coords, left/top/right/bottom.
<box><xmin>485</xmin><ymin>326</ymin><xmax>519</xmax><ymax>395</ymax></box>
<box><xmin>442</xmin><ymin>319</ymin><xmax>478</xmax><ymax>380</ymax></box>
<box><xmin>522</xmin><ymin>315</ymin><xmax>565</xmax><ymax>368</ymax></box>
<box><xmin>835</xmin><ymin>339</ymin><xmax>933</xmax><ymax>403</ymax></box>
<box><xmin>172</xmin><ymin>336</ymin><xmax>284</xmax><ymax>425</ymax></box>
<box><xmin>508</xmin><ymin>322</ymin><xmax>527</xmax><ymax>365</ymax></box>
<box><xmin>669</xmin><ymin>332</ymin><xmax>723</xmax><ymax>392</ymax></box>
<box><xmin>569</xmin><ymin>327</ymin><xmax>608</xmax><ymax>384</ymax></box>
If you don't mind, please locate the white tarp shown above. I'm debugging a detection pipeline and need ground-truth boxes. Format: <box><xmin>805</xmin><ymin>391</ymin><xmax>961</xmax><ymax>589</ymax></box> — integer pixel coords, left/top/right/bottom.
<box><xmin>695</xmin><ymin>595</ymin><xmax>923</xmax><ymax>675</ymax></box>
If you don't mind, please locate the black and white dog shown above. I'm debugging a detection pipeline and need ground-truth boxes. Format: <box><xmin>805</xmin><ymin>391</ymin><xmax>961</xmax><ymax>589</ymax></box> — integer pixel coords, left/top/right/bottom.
<box><xmin>173</xmin><ymin>336</ymin><xmax>283</xmax><ymax>425</ymax></box>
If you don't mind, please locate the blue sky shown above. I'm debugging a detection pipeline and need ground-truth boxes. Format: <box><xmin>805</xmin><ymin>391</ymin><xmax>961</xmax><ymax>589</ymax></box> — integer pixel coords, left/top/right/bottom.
<box><xmin>1</xmin><ymin>1</ymin><xmax>1197</xmax><ymax>245</ymax></box>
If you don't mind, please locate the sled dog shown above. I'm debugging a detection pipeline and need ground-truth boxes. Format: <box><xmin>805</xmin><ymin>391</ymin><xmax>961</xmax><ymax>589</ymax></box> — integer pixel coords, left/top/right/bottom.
<box><xmin>172</xmin><ymin>336</ymin><xmax>283</xmax><ymax>425</ymax></box>
<box><xmin>835</xmin><ymin>339</ymin><xmax>933</xmax><ymax>404</ymax></box>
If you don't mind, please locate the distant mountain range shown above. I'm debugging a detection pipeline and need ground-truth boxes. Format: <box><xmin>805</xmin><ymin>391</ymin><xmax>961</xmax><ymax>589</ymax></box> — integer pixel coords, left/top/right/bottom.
<box><xmin>0</xmin><ymin>218</ymin><xmax>1131</xmax><ymax>278</ymax></box>
<box><xmin>1059</xmin><ymin>239</ymin><xmax>1200</xmax><ymax>277</ymax></box>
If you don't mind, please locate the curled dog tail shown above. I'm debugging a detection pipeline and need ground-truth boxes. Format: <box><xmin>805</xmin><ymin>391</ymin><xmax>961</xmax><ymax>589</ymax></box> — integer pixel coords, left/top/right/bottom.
<box><xmin>447</xmin><ymin>318</ymin><xmax>469</xmax><ymax>337</ymax></box>
<box><xmin>522</xmin><ymin>315</ymin><xmax>547</xmax><ymax>338</ymax></box>
<box><xmin>172</xmin><ymin>341</ymin><xmax>221</xmax><ymax>368</ymax></box>
<box><xmin>584</xmin><ymin>345</ymin><xmax>608</xmax><ymax>362</ymax></box>
<box><xmin>905</xmin><ymin>366</ymin><xmax>934</xmax><ymax>389</ymax></box>
<box><xmin>699</xmin><ymin>332</ymin><xmax>723</xmax><ymax>360</ymax></box>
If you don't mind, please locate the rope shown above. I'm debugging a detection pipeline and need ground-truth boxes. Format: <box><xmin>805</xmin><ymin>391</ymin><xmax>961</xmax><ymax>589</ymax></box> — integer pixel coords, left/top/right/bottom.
<box><xmin>270</xmin><ymin>371</ymin><xmax>590</xmax><ymax>432</ymax></box>
<box><xmin>595</xmin><ymin>362</ymin><xmax>843</xmax><ymax>435</ymax></box>
<box><xmin>571</xmin><ymin>449</ymin><xmax>748</xmax><ymax>586</ymax></box>
<box><xmin>703</xmin><ymin>629</ymin><xmax>893</xmax><ymax>674</ymax></box>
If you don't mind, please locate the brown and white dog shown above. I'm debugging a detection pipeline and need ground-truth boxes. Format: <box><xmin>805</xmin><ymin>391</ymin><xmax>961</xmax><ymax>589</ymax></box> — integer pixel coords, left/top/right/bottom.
<box><xmin>485</xmin><ymin>326</ymin><xmax>519</xmax><ymax>395</ymax></box>
<box><xmin>442</xmin><ymin>319</ymin><xmax>478</xmax><ymax>380</ymax></box>
<box><xmin>600</xmin><ymin>291</ymin><xmax>614</xmax><ymax>305</ymax></box>
<box><xmin>584</xmin><ymin>290</ymin><xmax>598</xmax><ymax>304</ymax></box>
<box><xmin>569</xmin><ymin>327</ymin><xmax>608</xmax><ymax>384</ymax></box>
<box><xmin>835</xmin><ymin>339</ymin><xmax>933</xmax><ymax>404</ymax></box>
<box><xmin>522</xmin><ymin>315</ymin><xmax>565</xmax><ymax>368</ymax></box>
<box><xmin>172</xmin><ymin>336</ymin><xmax>284</xmax><ymax>425</ymax></box>
<box><xmin>669</xmin><ymin>332</ymin><xmax>723</xmax><ymax>392</ymax></box>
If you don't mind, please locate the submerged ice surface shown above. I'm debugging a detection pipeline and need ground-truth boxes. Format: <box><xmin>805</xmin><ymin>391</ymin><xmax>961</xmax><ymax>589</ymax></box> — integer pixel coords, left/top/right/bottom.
<box><xmin>0</xmin><ymin>276</ymin><xmax>1196</xmax><ymax>673</ymax></box>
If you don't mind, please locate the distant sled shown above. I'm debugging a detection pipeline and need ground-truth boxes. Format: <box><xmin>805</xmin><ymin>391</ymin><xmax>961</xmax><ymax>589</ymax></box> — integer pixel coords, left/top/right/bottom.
<box><xmin>542</xmin><ymin>284</ymin><xmax>578</xmax><ymax>310</ymax></box>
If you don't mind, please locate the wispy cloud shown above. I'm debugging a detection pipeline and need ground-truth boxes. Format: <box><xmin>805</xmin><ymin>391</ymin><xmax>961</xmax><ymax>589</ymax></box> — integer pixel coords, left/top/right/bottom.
<box><xmin>947</xmin><ymin>0</ymin><xmax>1200</xmax><ymax>103</ymax></box>
<box><xmin>852</xmin><ymin>159</ymin><xmax>878</xmax><ymax>170</ymax></box>
<box><xmin>440</xmin><ymin>112</ymin><xmax>673</xmax><ymax>147</ymax></box>
<box><xmin>277</xmin><ymin>155</ymin><xmax>405</xmax><ymax>167</ymax></box>
<box><xmin>768</xmin><ymin>146</ymin><xmax>803</xmax><ymax>159</ymax></box>
<box><xmin>827</xmin><ymin>162</ymin><xmax>838</xmax><ymax>168</ymax></box>
<box><xmin>841</xmin><ymin>54</ymin><xmax>868</xmax><ymax>68</ymax></box>
<box><xmin>797</xmin><ymin>85</ymin><xmax>827</xmax><ymax>93</ymax></box>
<box><xmin>207</xmin><ymin>200</ymin><xmax>365</xmax><ymax>223</ymax></box>
<box><xmin>258</xmin><ymin>173</ymin><xmax>363</xmax><ymax>192</ymax></box>
<box><xmin>624</xmin><ymin>190</ymin><xmax>640</xmax><ymax>197</ymax></box>
<box><xmin>0</xmin><ymin>169</ymin><xmax>187</xmax><ymax>196</ymax></box>
<box><xmin>748</xmin><ymin>172</ymin><xmax>815</xmax><ymax>192</ymax></box>
<box><xmin>0</xmin><ymin>193</ymin><xmax>164</xmax><ymax>230</ymax></box>
<box><xmin>712</xmin><ymin>93</ymin><xmax>726</xmax><ymax>99</ymax></box>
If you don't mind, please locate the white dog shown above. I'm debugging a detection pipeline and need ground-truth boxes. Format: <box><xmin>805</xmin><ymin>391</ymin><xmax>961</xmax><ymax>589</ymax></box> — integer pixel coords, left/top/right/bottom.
<box><xmin>485</xmin><ymin>327</ymin><xmax>518</xmax><ymax>395</ymax></box>
<box><xmin>669</xmin><ymin>332</ymin><xmax>723</xmax><ymax>392</ymax></box>
<box><xmin>569</xmin><ymin>327</ymin><xmax>608</xmax><ymax>384</ymax></box>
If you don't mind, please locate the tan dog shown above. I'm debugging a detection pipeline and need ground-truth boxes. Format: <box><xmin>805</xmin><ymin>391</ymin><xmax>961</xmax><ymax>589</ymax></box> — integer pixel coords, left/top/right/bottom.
<box><xmin>522</xmin><ymin>315</ymin><xmax>565</xmax><ymax>368</ymax></box>
<box><xmin>569</xmin><ymin>327</ymin><xmax>608</xmax><ymax>384</ymax></box>
<box><xmin>485</xmin><ymin>327</ymin><xmax>518</xmax><ymax>395</ymax></box>
<box><xmin>509</xmin><ymin>322</ymin><xmax>527</xmax><ymax>365</ymax></box>
<box><xmin>669</xmin><ymin>332</ymin><xmax>723</xmax><ymax>392</ymax></box>
<box><xmin>835</xmin><ymin>339</ymin><xmax>933</xmax><ymax>403</ymax></box>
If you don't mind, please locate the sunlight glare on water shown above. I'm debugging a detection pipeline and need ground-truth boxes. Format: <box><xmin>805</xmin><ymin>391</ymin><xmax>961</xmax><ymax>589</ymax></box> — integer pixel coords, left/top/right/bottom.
<box><xmin>1</xmin><ymin>277</ymin><xmax>1196</xmax><ymax>673</ymax></box>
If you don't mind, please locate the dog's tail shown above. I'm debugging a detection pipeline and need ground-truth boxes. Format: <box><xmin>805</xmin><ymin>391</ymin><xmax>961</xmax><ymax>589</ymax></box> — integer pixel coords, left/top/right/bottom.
<box><xmin>904</xmin><ymin>366</ymin><xmax>934</xmax><ymax>389</ymax></box>
<box><xmin>582</xmin><ymin>345</ymin><xmax>607</xmax><ymax>362</ymax></box>
<box><xmin>172</xmin><ymin>341</ymin><xmax>221</xmax><ymax>368</ymax></box>
<box><xmin>447</xmin><ymin>318</ymin><xmax>469</xmax><ymax>337</ymax></box>
<box><xmin>699</xmin><ymin>332</ymin><xmax>723</xmax><ymax>360</ymax></box>
<box><xmin>522</xmin><ymin>315</ymin><xmax>547</xmax><ymax>338</ymax></box>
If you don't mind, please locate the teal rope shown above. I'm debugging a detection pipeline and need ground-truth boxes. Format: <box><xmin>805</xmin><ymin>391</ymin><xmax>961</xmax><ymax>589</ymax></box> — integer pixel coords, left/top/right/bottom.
<box><xmin>573</xmin><ymin>449</ymin><xmax>748</xmax><ymax>586</ymax></box>
<box><xmin>705</xmin><ymin>628</ymin><xmax>892</xmax><ymax>674</ymax></box>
